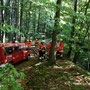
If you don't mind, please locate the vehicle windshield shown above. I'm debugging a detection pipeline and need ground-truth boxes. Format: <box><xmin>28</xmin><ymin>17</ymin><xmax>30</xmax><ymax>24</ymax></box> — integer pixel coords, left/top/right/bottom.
<box><xmin>4</xmin><ymin>47</ymin><xmax>13</xmax><ymax>55</ymax></box>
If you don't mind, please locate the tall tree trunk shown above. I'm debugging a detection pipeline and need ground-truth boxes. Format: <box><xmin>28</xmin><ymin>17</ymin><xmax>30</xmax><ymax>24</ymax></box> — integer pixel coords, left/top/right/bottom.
<box><xmin>20</xmin><ymin>0</ymin><xmax>24</xmax><ymax>42</ymax></box>
<box><xmin>49</xmin><ymin>0</ymin><xmax>62</xmax><ymax>65</ymax></box>
<box><xmin>78</xmin><ymin>0</ymin><xmax>90</xmax><ymax>41</ymax></box>
<box><xmin>15</xmin><ymin>0</ymin><xmax>19</xmax><ymax>39</ymax></box>
<box><xmin>27</xmin><ymin>1</ymin><xmax>32</xmax><ymax>41</ymax></box>
<box><xmin>28</xmin><ymin>1</ymin><xmax>32</xmax><ymax>31</ymax></box>
<box><xmin>67</xmin><ymin>0</ymin><xmax>78</xmax><ymax>58</ymax></box>
<box><xmin>37</xmin><ymin>8</ymin><xmax>40</xmax><ymax>33</ymax></box>
<box><xmin>73</xmin><ymin>0</ymin><xmax>90</xmax><ymax>64</ymax></box>
<box><xmin>85</xmin><ymin>0</ymin><xmax>90</xmax><ymax>15</ymax></box>
<box><xmin>0</xmin><ymin>2</ymin><xmax>2</xmax><ymax>42</ymax></box>
<box><xmin>1</xmin><ymin>0</ymin><xmax>5</xmax><ymax>43</ymax></box>
<box><xmin>8</xmin><ymin>0</ymin><xmax>12</xmax><ymax>42</ymax></box>
<box><xmin>33</xmin><ymin>8</ymin><xmax>36</xmax><ymax>33</ymax></box>
<box><xmin>88</xmin><ymin>26</ymin><xmax>90</xmax><ymax>70</ymax></box>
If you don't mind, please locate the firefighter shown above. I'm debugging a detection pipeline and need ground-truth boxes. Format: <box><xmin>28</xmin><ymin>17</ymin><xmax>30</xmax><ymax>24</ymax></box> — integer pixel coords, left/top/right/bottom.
<box><xmin>59</xmin><ymin>40</ymin><xmax>64</xmax><ymax>57</ymax></box>
<box><xmin>38</xmin><ymin>41</ymin><xmax>45</xmax><ymax>60</ymax></box>
<box><xmin>29</xmin><ymin>40</ymin><xmax>32</xmax><ymax>48</ymax></box>
<box><xmin>47</xmin><ymin>42</ymin><xmax>52</xmax><ymax>55</ymax></box>
<box><xmin>56</xmin><ymin>39</ymin><xmax>64</xmax><ymax>58</ymax></box>
<box><xmin>35</xmin><ymin>39</ymin><xmax>39</xmax><ymax>46</ymax></box>
<box><xmin>13</xmin><ymin>38</ymin><xmax>16</xmax><ymax>43</ymax></box>
<box><xmin>47</xmin><ymin>41</ymin><xmax>57</xmax><ymax>60</ymax></box>
<box><xmin>25</xmin><ymin>40</ymin><xmax>29</xmax><ymax>47</ymax></box>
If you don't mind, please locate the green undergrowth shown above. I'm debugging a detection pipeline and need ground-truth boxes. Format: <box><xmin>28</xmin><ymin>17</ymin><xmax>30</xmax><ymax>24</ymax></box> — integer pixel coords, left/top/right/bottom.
<box><xmin>23</xmin><ymin>60</ymin><xmax>90</xmax><ymax>90</ymax></box>
<box><xmin>15</xmin><ymin>56</ymin><xmax>90</xmax><ymax>90</ymax></box>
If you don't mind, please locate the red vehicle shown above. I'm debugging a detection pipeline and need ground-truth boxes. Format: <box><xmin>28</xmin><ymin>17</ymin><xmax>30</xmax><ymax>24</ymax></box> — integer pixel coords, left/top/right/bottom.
<box><xmin>0</xmin><ymin>43</ymin><xmax>31</xmax><ymax>65</ymax></box>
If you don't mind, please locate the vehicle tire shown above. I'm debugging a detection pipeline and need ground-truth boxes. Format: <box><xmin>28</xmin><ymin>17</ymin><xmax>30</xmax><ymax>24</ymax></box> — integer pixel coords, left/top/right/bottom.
<box><xmin>27</xmin><ymin>54</ymin><xmax>30</xmax><ymax>60</ymax></box>
<box><xmin>9</xmin><ymin>61</ymin><xmax>14</xmax><ymax>65</ymax></box>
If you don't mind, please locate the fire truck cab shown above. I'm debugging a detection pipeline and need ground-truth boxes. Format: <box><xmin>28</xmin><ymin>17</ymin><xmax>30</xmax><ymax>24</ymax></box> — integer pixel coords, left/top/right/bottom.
<box><xmin>0</xmin><ymin>43</ymin><xmax>31</xmax><ymax>65</ymax></box>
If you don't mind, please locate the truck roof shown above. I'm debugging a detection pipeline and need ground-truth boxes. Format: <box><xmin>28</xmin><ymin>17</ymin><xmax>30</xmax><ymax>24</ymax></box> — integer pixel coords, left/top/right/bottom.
<box><xmin>0</xmin><ymin>43</ymin><xmax>24</xmax><ymax>48</ymax></box>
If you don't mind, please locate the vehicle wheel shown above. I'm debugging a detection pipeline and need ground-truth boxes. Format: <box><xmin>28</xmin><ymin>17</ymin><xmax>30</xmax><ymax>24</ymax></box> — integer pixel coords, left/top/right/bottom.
<box><xmin>27</xmin><ymin>54</ymin><xmax>30</xmax><ymax>60</ymax></box>
<box><xmin>9</xmin><ymin>61</ymin><xmax>14</xmax><ymax>65</ymax></box>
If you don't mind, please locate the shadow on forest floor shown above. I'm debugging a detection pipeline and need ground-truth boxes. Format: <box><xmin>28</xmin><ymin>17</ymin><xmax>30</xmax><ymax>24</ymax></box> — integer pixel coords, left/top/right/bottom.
<box><xmin>15</xmin><ymin>56</ymin><xmax>90</xmax><ymax>90</ymax></box>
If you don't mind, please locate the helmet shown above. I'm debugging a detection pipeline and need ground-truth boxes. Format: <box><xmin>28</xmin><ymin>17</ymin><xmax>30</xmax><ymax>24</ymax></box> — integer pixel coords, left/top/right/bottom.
<box><xmin>60</xmin><ymin>39</ymin><xmax>63</xmax><ymax>41</ymax></box>
<box><xmin>42</xmin><ymin>40</ymin><xmax>45</xmax><ymax>42</ymax></box>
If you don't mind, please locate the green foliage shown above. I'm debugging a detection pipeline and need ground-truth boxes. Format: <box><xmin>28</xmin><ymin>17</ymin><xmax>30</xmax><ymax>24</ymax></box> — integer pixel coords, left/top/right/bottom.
<box><xmin>0</xmin><ymin>64</ymin><xmax>25</xmax><ymax>90</ymax></box>
<box><xmin>0</xmin><ymin>0</ymin><xmax>89</xmax><ymax>69</ymax></box>
<box><xmin>0</xmin><ymin>24</ymin><xmax>19</xmax><ymax>33</ymax></box>
<box><xmin>72</xmin><ymin>85</ymin><xmax>86</xmax><ymax>90</ymax></box>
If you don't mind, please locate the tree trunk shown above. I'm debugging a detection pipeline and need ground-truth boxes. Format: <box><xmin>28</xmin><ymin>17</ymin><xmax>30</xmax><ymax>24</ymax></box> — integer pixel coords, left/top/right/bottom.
<box><xmin>15</xmin><ymin>0</ymin><xmax>19</xmax><ymax>39</ymax></box>
<box><xmin>67</xmin><ymin>0</ymin><xmax>78</xmax><ymax>58</ymax></box>
<box><xmin>0</xmin><ymin>2</ymin><xmax>2</xmax><ymax>42</ymax></box>
<box><xmin>20</xmin><ymin>0</ymin><xmax>24</xmax><ymax>42</ymax></box>
<box><xmin>73</xmin><ymin>51</ymin><xmax>80</xmax><ymax>64</ymax></box>
<box><xmin>73</xmin><ymin>0</ymin><xmax>90</xmax><ymax>64</ymax></box>
<box><xmin>1</xmin><ymin>0</ymin><xmax>5</xmax><ymax>43</ymax></box>
<box><xmin>33</xmin><ymin>8</ymin><xmax>36</xmax><ymax>33</ymax></box>
<box><xmin>88</xmin><ymin>25</ymin><xmax>90</xmax><ymax>70</ymax></box>
<box><xmin>85</xmin><ymin>0</ymin><xmax>90</xmax><ymax>15</ymax></box>
<box><xmin>49</xmin><ymin>0</ymin><xmax>62</xmax><ymax>65</ymax></box>
<box><xmin>8</xmin><ymin>0</ymin><xmax>12</xmax><ymax>42</ymax></box>
<box><xmin>37</xmin><ymin>8</ymin><xmax>40</xmax><ymax>33</ymax></box>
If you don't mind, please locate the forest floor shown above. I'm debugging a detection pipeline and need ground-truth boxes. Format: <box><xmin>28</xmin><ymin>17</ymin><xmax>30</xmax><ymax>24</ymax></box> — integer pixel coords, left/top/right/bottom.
<box><xmin>15</xmin><ymin>53</ymin><xmax>90</xmax><ymax>90</ymax></box>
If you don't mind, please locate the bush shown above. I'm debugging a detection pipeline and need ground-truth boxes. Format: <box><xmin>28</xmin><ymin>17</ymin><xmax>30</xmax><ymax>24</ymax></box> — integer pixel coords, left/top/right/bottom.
<box><xmin>0</xmin><ymin>64</ymin><xmax>25</xmax><ymax>90</ymax></box>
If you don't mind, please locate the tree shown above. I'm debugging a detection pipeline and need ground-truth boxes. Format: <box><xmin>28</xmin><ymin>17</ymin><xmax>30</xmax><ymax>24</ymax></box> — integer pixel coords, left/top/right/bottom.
<box><xmin>1</xmin><ymin>0</ymin><xmax>5</xmax><ymax>43</ymax></box>
<box><xmin>72</xmin><ymin>0</ymin><xmax>90</xmax><ymax>64</ymax></box>
<box><xmin>20</xmin><ymin>0</ymin><xmax>24</xmax><ymax>42</ymax></box>
<box><xmin>49</xmin><ymin>0</ymin><xmax>62</xmax><ymax>65</ymax></box>
<box><xmin>67</xmin><ymin>0</ymin><xmax>78</xmax><ymax>58</ymax></box>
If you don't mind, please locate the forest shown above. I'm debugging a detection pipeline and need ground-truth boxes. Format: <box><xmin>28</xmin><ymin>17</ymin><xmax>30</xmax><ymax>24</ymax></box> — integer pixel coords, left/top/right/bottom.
<box><xmin>0</xmin><ymin>0</ymin><xmax>90</xmax><ymax>90</ymax></box>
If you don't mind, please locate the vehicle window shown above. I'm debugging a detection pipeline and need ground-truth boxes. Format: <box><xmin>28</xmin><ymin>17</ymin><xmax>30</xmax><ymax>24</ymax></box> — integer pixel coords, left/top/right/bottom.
<box><xmin>4</xmin><ymin>47</ymin><xmax>13</xmax><ymax>55</ymax></box>
<box><xmin>22</xmin><ymin>45</ymin><xmax>28</xmax><ymax>50</ymax></box>
<box><xmin>14</xmin><ymin>45</ymin><xmax>21</xmax><ymax>53</ymax></box>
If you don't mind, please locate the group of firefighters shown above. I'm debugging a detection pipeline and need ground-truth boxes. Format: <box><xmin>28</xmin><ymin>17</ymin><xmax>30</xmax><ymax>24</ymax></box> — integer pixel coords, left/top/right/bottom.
<box><xmin>25</xmin><ymin>39</ymin><xmax>64</xmax><ymax>60</ymax></box>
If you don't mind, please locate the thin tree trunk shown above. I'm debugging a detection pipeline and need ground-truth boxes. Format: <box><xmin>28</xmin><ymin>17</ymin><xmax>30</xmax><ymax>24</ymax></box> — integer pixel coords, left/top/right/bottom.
<box><xmin>1</xmin><ymin>0</ymin><xmax>5</xmax><ymax>43</ymax></box>
<box><xmin>85</xmin><ymin>0</ymin><xmax>90</xmax><ymax>15</ymax></box>
<box><xmin>33</xmin><ymin>8</ymin><xmax>36</xmax><ymax>33</ymax></box>
<box><xmin>37</xmin><ymin>8</ymin><xmax>40</xmax><ymax>33</ymax></box>
<box><xmin>88</xmin><ymin>26</ymin><xmax>90</xmax><ymax>70</ymax></box>
<box><xmin>8</xmin><ymin>0</ymin><xmax>12</xmax><ymax>42</ymax></box>
<box><xmin>15</xmin><ymin>0</ymin><xmax>19</xmax><ymax>39</ymax></box>
<box><xmin>73</xmin><ymin>0</ymin><xmax>90</xmax><ymax>64</ymax></box>
<box><xmin>20</xmin><ymin>0</ymin><xmax>24</xmax><ymax>42</ymax></box>
<box><xmin>67</xmin><ymin>0</ymin><xmax>78</xmax><ymax>58</ymax></box>
<box><xmin>49</xmin><ymin>0</ymin><xmax>62</xmax><ymax>65</ymax></box>
<box><xmin>0</xmin><ymin>2</ymin><xmax>2</xmax><ymax>42</ymax></box>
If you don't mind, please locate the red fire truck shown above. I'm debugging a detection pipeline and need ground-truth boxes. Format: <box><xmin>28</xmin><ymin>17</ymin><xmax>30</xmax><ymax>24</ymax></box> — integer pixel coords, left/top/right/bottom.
<box><xmin>0</xmin><ymin>43</ymin><xmax>31</xmax><ymax>66</ymax></box>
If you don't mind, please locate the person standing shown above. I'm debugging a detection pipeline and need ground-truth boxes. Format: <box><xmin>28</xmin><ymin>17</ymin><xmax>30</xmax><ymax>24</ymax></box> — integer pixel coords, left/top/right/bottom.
<box><xmin>29</xmin><ymin>40</ymin><xmax>32</xmax><ymax>48</ymax></box>
<box><xmin>35</xmin><ymin>39</ymin><xmax>39</xmax><ymax>46</ymax></box>
<box><xmin>38</xmin><ymin>42</ymin><xmax>45</xmax><ymax>60</ymax></box>
<box><xmin>56</xmin><ymin>39</ymin><xmax>64</xmax><ymax>58</ymax></box>
<box><xmin>47</xmin><ymin>41</ymin><xmax>57</xmax><ymax>60</ymax></box>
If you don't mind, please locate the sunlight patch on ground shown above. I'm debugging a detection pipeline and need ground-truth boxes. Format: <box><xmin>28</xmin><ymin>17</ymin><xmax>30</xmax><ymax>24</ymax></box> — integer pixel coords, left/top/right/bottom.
<box><xmin>53</xmin><ymin>64</ymin><xmax>75</xmax><ymax>70</ymax></box>
<box><xmin>53</xmin><ymin>65</ymin><xmax>64</xmax><ymax>69</ymax></box>
<box><xmin>35</xmin><ymin>62</ymin><xmax>42</xmax><ymax>66</ymax></box>
<box><xmin>21</xmin><ymin>66</ymin><xmax>32</xmax><ymax>72</ymax></box>
<box><xmin>62</xmin><ymin>64</ymin><xmax>75</xmax><ymax>70</ymax></box>
<box><xmin>73</xmin><ymin>75</ymin><xmax>90</xmax><ymax>86</ymax></box>
<box><xmin>64</xmin><ymin>61</ymin><xmax>74</xmax><ymax>65</ymax></box>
